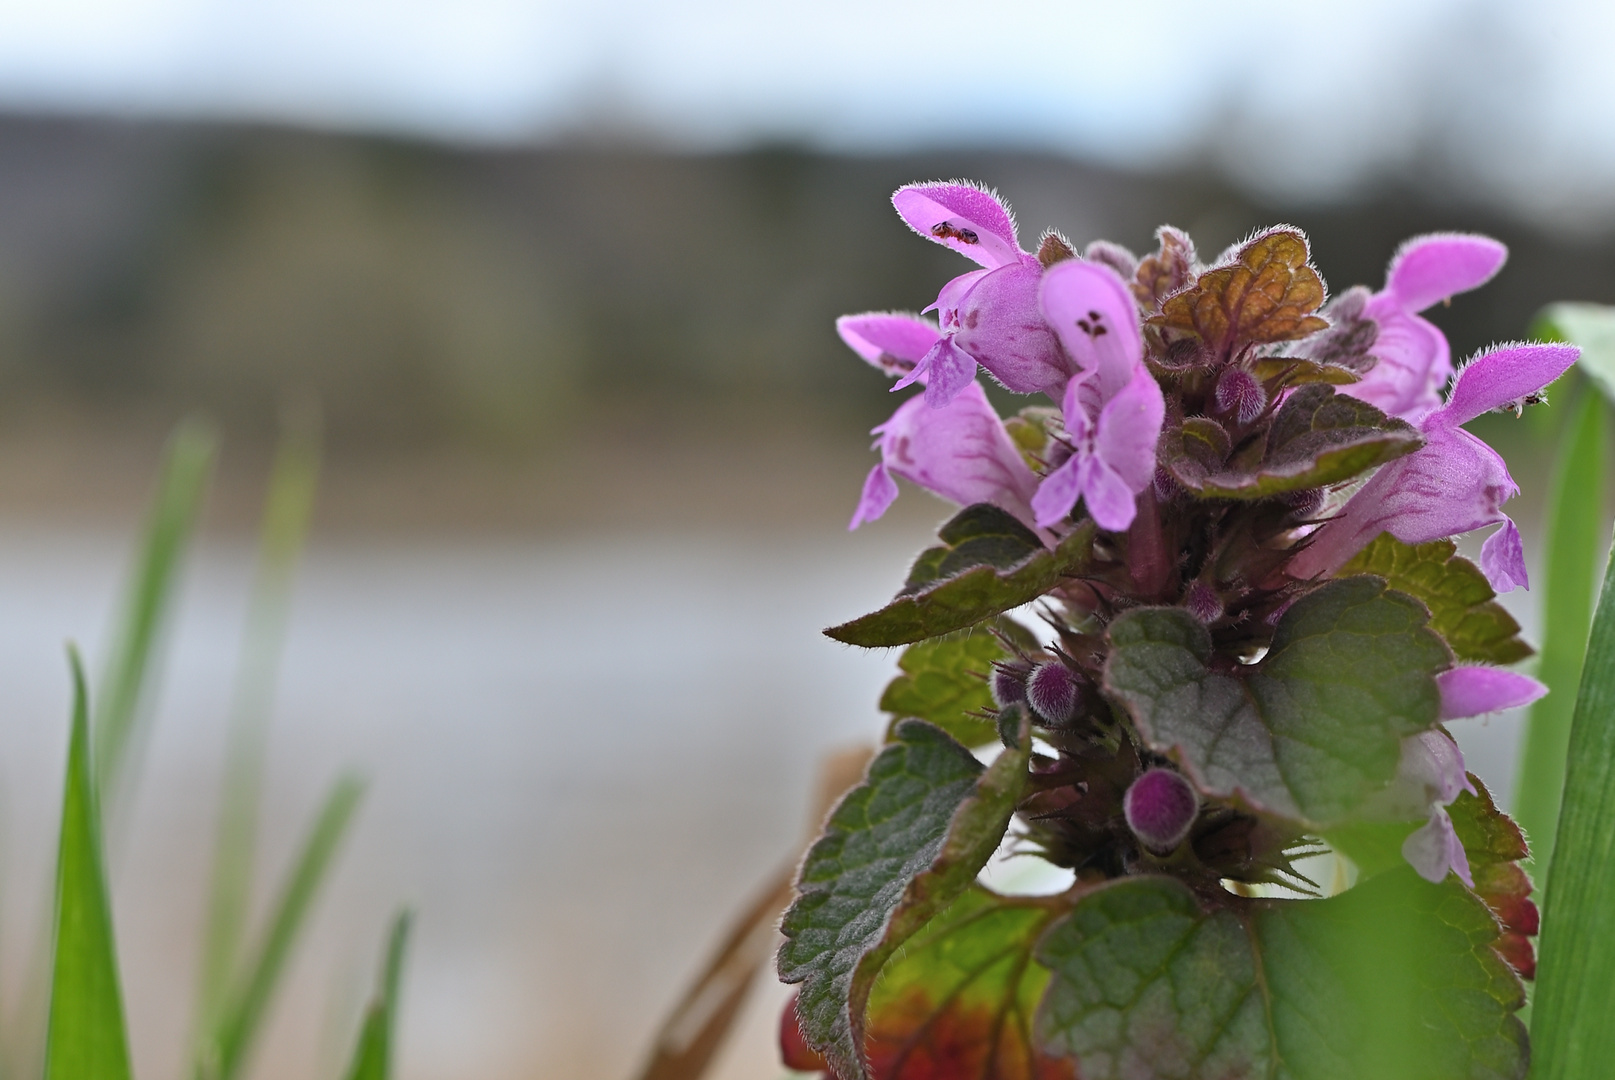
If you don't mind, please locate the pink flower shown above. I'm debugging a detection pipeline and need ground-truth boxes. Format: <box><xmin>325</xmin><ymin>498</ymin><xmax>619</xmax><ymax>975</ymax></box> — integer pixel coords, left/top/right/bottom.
<box><xmin>838</xmin><ymin>312</ymin><xmax>1041</xmax><ymax>531</ymax></box>
<box><xmin>1393</xmin><ymin>731</ymin><xmax>1478</xmax><ymax>886</ymax></box>
<box><xmin>887</xmin><ymin>182</ymin><xmax>1069</xmax><ymax>407</ymax></box>
<box><xmin>1289</xmin><ymin>342</ymin><xmax>1579</xmax><ymax>592</ymax></box>
<box><xmin>1437</xmin><ymin>666</ymin><xmax>1547</xmax><ymax>720</ymax></box>
<box><xmin>1342</xmin><ymin>233</ymin><xmax>1508</xmax><ymax>421</ymax></box>
<box><xmin>1029</xmin><ymin>261</ymin><xmax>1165</xmax><ymax>532</ymax></box>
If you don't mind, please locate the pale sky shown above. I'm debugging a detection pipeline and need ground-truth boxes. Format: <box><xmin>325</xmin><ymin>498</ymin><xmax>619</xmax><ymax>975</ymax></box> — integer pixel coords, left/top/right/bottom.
<box><xmin>0</xmin><ymin>0</ymin><xmax>1610</xmax><ymax>226</ymax></box>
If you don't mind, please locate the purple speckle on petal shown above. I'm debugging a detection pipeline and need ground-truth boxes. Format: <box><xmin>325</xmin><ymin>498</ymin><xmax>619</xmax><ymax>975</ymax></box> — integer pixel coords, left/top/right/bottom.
<box><xmin>1124</xmin><ymin>768</ymin><xmax>1199</xmax><ymax>853</ymax></box>
<box><xmin>1026</xmin><ymin>662</ymin><xmax>1082</xmax><ymax>726</ymax></box>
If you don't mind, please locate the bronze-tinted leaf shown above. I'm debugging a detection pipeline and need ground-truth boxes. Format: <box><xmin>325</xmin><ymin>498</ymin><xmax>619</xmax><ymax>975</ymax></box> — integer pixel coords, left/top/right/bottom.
<box><xmin>1151</xmin><ymin>227</ymin><xmax>1330</xmax><ymax>357</ymax></box>
<box><xmin>1132</xmin><ymin>226</ymin><xmax>1196</xmax><ymax>309</ymax></box>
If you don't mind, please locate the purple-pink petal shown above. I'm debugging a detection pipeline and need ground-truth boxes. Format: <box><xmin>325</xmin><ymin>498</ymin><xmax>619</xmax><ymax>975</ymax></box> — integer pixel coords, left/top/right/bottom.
<box><xmin>860</xmin><ymin>384</ymin><xmax>1040</xmax><ymax>530</ymax></box>
<box><xmin>1038</xmin><ymin>260</ymin><xmax>1143</xmax><ymax>399</ymax></box>
<box><xmin>1438</xmin><ymin>666</ymin><xmax>1548</xmax><ymax>719</ymax></box>
<box><xmin>1402</xmin><ymin>808</ymin><xmax>1473</xmax><ymax>886</ymax></box>
<box><xmin>1349</xmin><ymin>300</ymin><xmax>1449</xmax><ymax>421</ymax></box>
<box><xmin>892</xmin><ymin>181</ymin><xmax>1023</xmax><ymax>269</ymax></box>
<box><xmin>836</xmin><ymin>312</ymin><xmax>940</xmax><ymax>380</ymax></box>
<box><xmin>1077</xmin><ymin>455</ymin><xmax>1138</xmax><ymax>532</ymax></box>
<box><xmin>916</xmin><ymin>338</ymin><xmax>979</xmax><ymax>407</ymax></box>
<box><xmin>1094</xmin><ymin>365</ymin><xmax>1167</xmax><ymax>494</ymax></box>
<box><xmin>1386</xmin><ymin>233</ymin><xmax>1508</xmax><ymax>312</ymax></box>
<box><xmin>849</xmin><ymin>464</ymin><xmax>899</xmax><ymax>530</ymax></box>
<box><xmin>951</xmin><ymin>262</ymin><xmax>1069</xmax><ymax>398</ymax></box>
<box><xmin>1441</xmin><ymin>342</ymin><xmax>1580</xmax><ymax>427</ymax></box>
<box><xmin>1480</xmin><ymin>519</ymin><xmax>1529</xmax><ymax>593</ymax></box>
<box><xmin>1031</xmin><ymin>454</ymin><xmax>1084</xmax><ymax>529</ymax></box>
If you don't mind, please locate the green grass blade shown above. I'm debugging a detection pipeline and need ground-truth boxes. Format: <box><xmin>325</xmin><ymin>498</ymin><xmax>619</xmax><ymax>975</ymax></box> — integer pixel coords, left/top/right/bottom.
<box><xmin>206</xmin><ymin>774</ymin><xmax>364</xmax><ymax>1080</ymax></box>
<box><xmin>342</xmin><ymin>912</ymin><xmax>413</xmax><ymax>1080</ymax></box>
<box><xmin>1529</xmin><ymin>525</ymin><xmax>1615</xmax><ymax>1077</ymax></box>
<box><xmin>195</xmin><ymin>412</ymin><xmax>321</xmax><ymax>1037</ymax></box>
<box><xmin>1512</xmin><ymin>388</ymin><xmax>1608</xmax><ymax>870</ymax></box>
<box><xmin>94</xmin><ymin>417</ymin><xmax>217</xmax><ymax>805</ymax></box>
<box><xmin>44</xmin><ymin>648</ymin><xmax>133</xmax><ymax>1080</ymax></box>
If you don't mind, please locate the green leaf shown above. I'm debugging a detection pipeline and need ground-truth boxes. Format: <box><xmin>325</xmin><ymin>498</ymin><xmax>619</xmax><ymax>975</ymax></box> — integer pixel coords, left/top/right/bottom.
<box><xmin>778</xmin><ymin>718</ymin><xmax>1031</xmax><ymax>1080</ymax></box>
<box><xmin>1328</xmin><ymin>774</ymin><xmax>1540</xmax><ymax>979</ymax></box>
<box><xmin>95</xmin><ymin>417</ymin><xmax>217</xmax><ymax>805</ymax></box>
<box><xmin>1537</xmin><ymin>302</ymin><xmax>1615</xmax><ymax>403</ymax></box>
<box><xmin>342</xmin><ymin>911</ymin><xmax>413</xmax><ymax>1080</ymax></box>
<box><xmin>1514</xmin><ymin>388</ymin><xmax>1608</xmax><ymax>873</ymax></box>
<box><xmin>206</xmin><ymin>774</ymin><xmax>365</xmax><ymax>1080</ymax></box>
<box><xmin>1248</xmin><ymin>356</ymin><xmax>1361</xmax><ymax>388</ymax></box>
<box><xmin>827</xmin><ymin>520</ymin><xmax>1098</xmax><ymax>649</ymax></box>
<box><xmin>1103</xmin><ymin>577</ymin><xmax>1446</xmax><ymax>827</ymax></box>
<box><xmin>1034</xmin><ymin>870</ymin><xmax>1527</xmax><ymax>1080</ymax></box>
<box><xmin>1530</xmin><ymin>524</ymin><xmax>1615</xmax><ymax>1078</ymax></box>
<box><xmin>196</xmin><ymin>411</ymin><xmax>322</xmax><ymax>1045</ymax></box>
<box><xmin>905</xmin><ymin>504</ymin><xmax>1048</xmax><ymax>593</ymax></box>
<box><xmin>1340</xmin><ymin>533</ymin><xmax>1532</xmax><ymax>664</ymax></box>
<box><xmin>1163</xmin><ymin>385</ymin><xmax>1422</xmax><ymax>500</ymax></box>
<box><xmin>45</xmin><ymin>649</ymin><xmax>133</xmax><ymax>1080</ymax></box>
<box><xmin>862</xmin><ymin>887</ymin><xmax>1073</xmax><ymax>1080</ymax></box>
<box><xmin>879</xmin><ymin>621</ymin><xmax>1030</xmax><ymax>747</ymax></box>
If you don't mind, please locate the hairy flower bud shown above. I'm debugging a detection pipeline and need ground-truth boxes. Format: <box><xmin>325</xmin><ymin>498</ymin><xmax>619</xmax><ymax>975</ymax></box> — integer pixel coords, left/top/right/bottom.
<box><xmin>1124</xmin><ymin>768</ymin><xmax>1199</xmax><ymax>853</ymax></box>
<box><xmin>1183</xmin><ymin>581</ymin><xmax>1224</xmax><ymax>624</ymax></box>
<box><xmin>990</xmin><ymin>662</ymin><xmax>1029</xmax><ymax>708</ymax></box>
<box><xmin>1026</xmin><ymin>661</ymin><xmax>1082</xmax><ymax>726</ymax></box>
<box><xmin>1216</xmin><ymin>367</ymin><xmax>1268</xmax><ymax>425</ymax></box>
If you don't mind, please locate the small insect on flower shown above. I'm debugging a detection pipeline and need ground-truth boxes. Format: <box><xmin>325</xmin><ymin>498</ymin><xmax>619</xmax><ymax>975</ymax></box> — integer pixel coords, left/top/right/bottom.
<box><xmin>1493</xmin><ymin>390</ymin><xmax>1549</xmax><ymax>418</ymax></box>
<box><xmin>930</xmin><ymin>221</ymin><xmax>980</xmax><ymax>245</ymax></box>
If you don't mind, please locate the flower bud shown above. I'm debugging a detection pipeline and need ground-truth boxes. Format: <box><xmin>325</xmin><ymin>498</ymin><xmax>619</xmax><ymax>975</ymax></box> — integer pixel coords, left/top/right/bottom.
<box><xmin>1183</xmin><ymin>581</ymin><xmax>1224</xmax><ymax>624</ymax></box>
<box><xmin>1026</xmin><ymin>661</ymin><xmax>1082</xmax><ymax>727</ymax></box>
<box><xmin>1124</xmin><ymin>768</ymin><xmax>1199</xmax><ymax>853</ymax></box>
<box><xmin>990</xmin><ymin>662</ymin><xmax>1029</xmax><ymax>708</ymax></box>
<box><xmin>1215</xmin><ymin>367</ymin><xmax>1268</xmax><ymax>426</ymax></box>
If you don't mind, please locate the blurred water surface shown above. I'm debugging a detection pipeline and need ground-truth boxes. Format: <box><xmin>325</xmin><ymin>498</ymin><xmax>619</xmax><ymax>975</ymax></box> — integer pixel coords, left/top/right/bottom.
<box><xmin>0</xmin><ymin>511</ymin><xmax>1540</xmax><ymax>1080</ymax></box>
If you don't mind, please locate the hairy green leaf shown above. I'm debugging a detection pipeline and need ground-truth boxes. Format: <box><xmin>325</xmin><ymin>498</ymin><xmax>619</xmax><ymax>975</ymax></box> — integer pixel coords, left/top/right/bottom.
<box><xmin>778</xmin><ymin>718</ymin><xmax>1030</xmax><ymax>1080</ymax></box>
<box><xmin>880</xmin><ymin>621</ymin><xmax>1032</xmax><ymax>746</ymax></box>
<box><xmin>1515</xmin><ymin>389</ymin><xmax>1608</xmax><ymax>874</ymax></box>
<box><xmin>1103</xmin><ymin>577</ymin><xmax>1447</xmax><ymax>827</ymax></box>
<box><xmin>207</xmin><ymin>774</ymin><xmax>365</xmax><ymax>1080</ymax></box>
<box><xmin>342</xmin><ymin>911</ymin><xmax>413</xmax><ymax>1080</ymax></box>
<box><xmin>45</xmin><ymin>650</ymin><xmax>133</xmax><ymax>1080</ymax></box>
<box><xmin>1164</xmin><ymin>385</ymin><xmax>1422</xmax><ymax>500</ymax></box>
<box><xmin>1531</xmin><ymin>525</ymin><xmax>1615</xmax><ymax>1078</ymax></box>
<box><xmin>1341</xmin><ymin>533</ymin><xmax>1532</xmax><ymax>664</ymax></box>
<box><xmin>862</xmin><ymin>887</ymin><xmax>1074</xmax><ymax>1080</ymax></box>
<box><xmin>828</xmin><ymin>520</ymin><xmax>1097</xmax><ymax>649</ymax></box>
<box><xmin>1035</xmin><ymin>870</ymin><xmax>1526</xmax><ymax>1080</ymax></box>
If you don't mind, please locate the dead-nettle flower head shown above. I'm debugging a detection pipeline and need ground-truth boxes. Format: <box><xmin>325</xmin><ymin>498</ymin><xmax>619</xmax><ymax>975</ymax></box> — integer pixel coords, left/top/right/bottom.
<box><xmin>798</xmin><ymin>183</ymin><xmax>1563</xmax><ymax>1076</ymax></box>
<box><xmin>1124</xmin><ymin>768</ymin><xmax>1199</xmax><ymax>853</ymax></box>
<box><xmin>1025</xmin><ymin>661</ymin><xmax>1083</xmax><ymax>726</ymax></box>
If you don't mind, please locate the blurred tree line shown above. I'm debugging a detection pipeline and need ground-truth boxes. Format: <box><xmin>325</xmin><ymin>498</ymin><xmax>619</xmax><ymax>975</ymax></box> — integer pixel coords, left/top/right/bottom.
<box><xmin>0</xmin><ymin>116</ymin><xmax>1609</xmax><ymax>455</ymax></box>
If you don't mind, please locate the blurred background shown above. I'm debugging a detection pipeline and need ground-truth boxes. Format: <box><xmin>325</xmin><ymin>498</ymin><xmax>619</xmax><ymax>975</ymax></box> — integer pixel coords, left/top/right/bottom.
<box><xmin>0</xmin><ymin>1</ymin><xmax>1608</xmax><ymax>1077</ymax></box>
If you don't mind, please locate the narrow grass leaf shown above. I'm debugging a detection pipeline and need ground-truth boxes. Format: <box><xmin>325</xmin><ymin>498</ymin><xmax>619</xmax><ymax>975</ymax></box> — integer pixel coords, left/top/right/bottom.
<box><xmin>196</xmin><ymin>412</ymin><xmax>321</xmax><ymax>1038</ymax></box>
<box><xmin>208</xmin><ymin>773</ymin><xmax>365</xmax><ymax>1080</ymax></box>
<box><xmin>44</xmin><ymin>648</ymin><xmax>133</xmax><ymax>1080</ymax></box>
<box><xmin>343</xmin><ymin>911</ymin><xmax>413</xmax><ymax>1080</ymax></box>
<box><xmin>1531</xmin><ymin>526</ymin><xmax>1615</xmax><ymax>1078</ymax></box>
<box><xmin>94</xmin><ymin>417</ymin><xmax>217</xmax><ymax>804</ymax></box>
<box><xmin>1513</xmin><ymin>389</ymin><xmax>1608</xmax><ymax>870</ymax></box>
